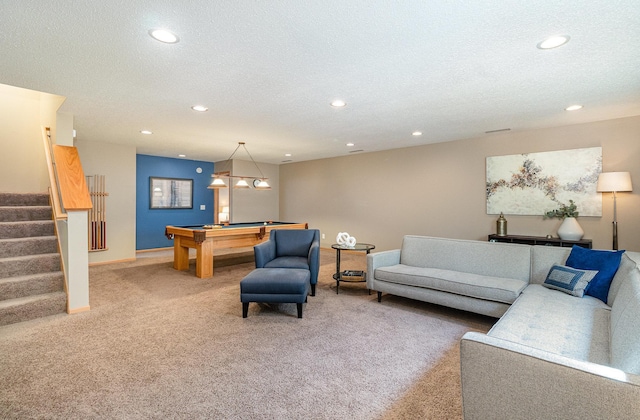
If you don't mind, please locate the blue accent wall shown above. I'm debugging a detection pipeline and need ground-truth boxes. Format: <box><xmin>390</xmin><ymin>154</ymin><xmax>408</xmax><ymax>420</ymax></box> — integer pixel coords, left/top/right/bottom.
<box><xmin>136</xmin><ymin>154</ymin><xmax>214</xmax><ymax>250</ymax></box>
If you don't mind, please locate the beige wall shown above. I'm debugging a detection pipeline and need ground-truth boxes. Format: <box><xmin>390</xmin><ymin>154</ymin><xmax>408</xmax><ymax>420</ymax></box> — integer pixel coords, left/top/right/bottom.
<box><xmin>230</xmin><ymin>159</ymin><xmax>279</xmax><ymax>222</ymax></box>
<box><xmin>75</xmin><ymin>139</ymin><xmax>137</xmax><ymax>264</ymax></box>
<box><xmin>0</xmin><ymin>84</ymin><xmax>65</xmax><ymax>193</ymax></box>
<box><xmin>56</xmin><ymin>111</ymin><xmax>75</xmax><ymax>146</ymax></box>
<box><xmin>280</xmin><ymin>116</ymin><xmax>640</xmax><ymax>252</ymax></box>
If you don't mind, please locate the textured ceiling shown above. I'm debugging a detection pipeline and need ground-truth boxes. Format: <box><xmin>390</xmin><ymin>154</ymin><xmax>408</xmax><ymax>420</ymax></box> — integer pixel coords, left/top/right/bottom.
<box><xmin>2</xmin><ymin>1</ymin><xmax>640</xmax><ymax>164</ymax></box>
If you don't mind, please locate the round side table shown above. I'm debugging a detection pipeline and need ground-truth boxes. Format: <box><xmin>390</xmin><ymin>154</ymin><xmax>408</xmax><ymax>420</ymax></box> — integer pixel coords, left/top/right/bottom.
<box><xmin>331</xmin><ymin>243</ymin><xmax>375</xmax><ymax>294</ymax></box>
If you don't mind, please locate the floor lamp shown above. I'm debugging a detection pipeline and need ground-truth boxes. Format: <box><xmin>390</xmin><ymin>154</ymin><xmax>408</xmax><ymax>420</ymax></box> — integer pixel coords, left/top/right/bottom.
<box><xmin>596</xmin><ymin>172</ymin><xmax>633</xmax><ymax>250</ymax></box>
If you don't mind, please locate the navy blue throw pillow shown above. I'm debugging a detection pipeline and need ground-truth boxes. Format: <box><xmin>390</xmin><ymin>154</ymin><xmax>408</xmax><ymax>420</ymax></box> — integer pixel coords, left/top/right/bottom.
<box><xmin>565</xmin><ymin>245</ymin><xmax>624</xmax><ymax>303</ymax></box>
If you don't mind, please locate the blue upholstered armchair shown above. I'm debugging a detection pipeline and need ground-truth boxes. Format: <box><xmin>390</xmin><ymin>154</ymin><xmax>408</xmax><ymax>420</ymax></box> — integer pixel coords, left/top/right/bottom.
<box><xmin>254</xmin><ymin>229</ymin><xmax>320</xmax><ymax>296</ymax></box>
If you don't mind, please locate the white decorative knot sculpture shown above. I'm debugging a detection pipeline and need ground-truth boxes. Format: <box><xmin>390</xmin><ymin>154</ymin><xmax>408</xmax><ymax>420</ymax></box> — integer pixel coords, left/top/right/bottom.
<box><xmin>336</xmin><ymin>232</ymin><xmax>357</xmax><ymax>248</ymax></box>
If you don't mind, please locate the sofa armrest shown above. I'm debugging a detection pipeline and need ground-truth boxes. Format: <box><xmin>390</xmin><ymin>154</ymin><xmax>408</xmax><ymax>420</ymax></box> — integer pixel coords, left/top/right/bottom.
<box><xmin>254</xmin><ymin>240</ymin><xmax>276</xmax><ymax>268</ymax></box>
<box><xmin>366</xmin><ymin>249</ymin><xmax>401</xmax><ymax>288</ymax></box>
<box><xmin>308</xmin><ymin>241</ymin><xmax>320</xmax><ymax>285</ymax></box>
<box><xmin>460</xmin><ymin>331</ymin><xmax>640</xmax><ymax>420</ymax></box>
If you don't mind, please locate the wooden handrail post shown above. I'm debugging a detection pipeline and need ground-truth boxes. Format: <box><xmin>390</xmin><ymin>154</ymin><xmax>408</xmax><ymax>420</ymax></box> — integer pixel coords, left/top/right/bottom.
<box><xmin>42</xmin><ymin>127</ymin><xmax>66</xmax><ymax>220</ymax></box>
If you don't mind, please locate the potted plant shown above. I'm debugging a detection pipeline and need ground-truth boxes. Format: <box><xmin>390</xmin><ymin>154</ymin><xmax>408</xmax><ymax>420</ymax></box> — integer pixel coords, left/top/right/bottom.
<box><xmin>543</xmin><ymin>200</ymin><xmax>584</xmax><ymax>240</ymax></box>
<box><xmin>543</xmin><ymin>200</ymin><xmax>579</xmax><ymax>219</ymax></box>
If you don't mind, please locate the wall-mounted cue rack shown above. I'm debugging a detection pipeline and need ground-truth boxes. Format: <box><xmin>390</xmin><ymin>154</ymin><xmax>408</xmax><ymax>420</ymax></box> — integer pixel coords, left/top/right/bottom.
<box><xmin>87</xmin><ymin>175</ymin><xmax>109</xmax><ymax>251</ymax></box>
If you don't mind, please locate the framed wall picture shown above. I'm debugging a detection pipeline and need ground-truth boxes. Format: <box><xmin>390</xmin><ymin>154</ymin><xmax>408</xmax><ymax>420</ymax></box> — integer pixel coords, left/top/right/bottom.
<box><xmin>486</xmin><ymin>147</ymin><xmax>602</xmax><ymax>216</ymax></box>
<box><xmin>150</xmin><ymin>177</ymin><xmax>193</xmax><ymax>209</ymax></box>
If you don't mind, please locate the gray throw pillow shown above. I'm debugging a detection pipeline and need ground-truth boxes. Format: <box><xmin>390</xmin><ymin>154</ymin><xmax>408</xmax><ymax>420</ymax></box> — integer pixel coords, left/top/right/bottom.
<box><xmin>543</xmin><ymin>264</ymin><xmax>599</xmax><ymax>297</ymax></box>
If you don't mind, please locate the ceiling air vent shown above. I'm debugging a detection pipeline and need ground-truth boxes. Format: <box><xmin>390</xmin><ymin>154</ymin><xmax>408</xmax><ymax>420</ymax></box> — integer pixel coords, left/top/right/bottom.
<box><xmin>485</xmin><ymin>128</ymin><xmax>511</xmax><ymax>134</ymax></box>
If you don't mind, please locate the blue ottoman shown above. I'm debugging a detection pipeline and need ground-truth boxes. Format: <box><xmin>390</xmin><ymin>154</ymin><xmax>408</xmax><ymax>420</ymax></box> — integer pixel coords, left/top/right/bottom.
<box><xmin>240</xmin><ymin>268</ymin><xmax>311</xmax><ymax>318</ymax></box>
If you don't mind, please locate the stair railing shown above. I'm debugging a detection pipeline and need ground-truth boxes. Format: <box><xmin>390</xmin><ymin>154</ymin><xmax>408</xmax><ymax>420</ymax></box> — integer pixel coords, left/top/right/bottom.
<box><xmin>42</xmin><ymin>127</ymin><xmax>92</xmax><ymax>313</ymax></box>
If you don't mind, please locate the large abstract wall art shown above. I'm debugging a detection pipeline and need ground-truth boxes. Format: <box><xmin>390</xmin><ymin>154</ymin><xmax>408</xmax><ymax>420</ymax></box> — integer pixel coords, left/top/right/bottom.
<box><xmin>486</xmin><ymin>147</ymin><xmax>602</xmax><ymax>216</ymax></box>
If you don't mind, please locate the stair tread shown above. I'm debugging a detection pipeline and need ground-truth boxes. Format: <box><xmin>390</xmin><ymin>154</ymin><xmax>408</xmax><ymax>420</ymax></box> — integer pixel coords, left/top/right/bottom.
<box><xmin>0</xmin><ymin>205</ymin><xmax>51</xmax><ymax>209</ymax></box>
<box><xmin>0</xmin><ymin>271</ymin><xmax>64</xmax><ymax>300</ymax></box>
<box><xmin>0</xmin><ymin>271</ymin><xmax>64</xmax><ymax>284</ymax></box>
<box><xmin>0</xmin><ymin>236</ymin><xmax>59</xmax><ymax>259</ymax></box>
<box><xmin>0</xmin><ymin>220</ymin><xmax>55</xmax><ymax>240</ymax></box>
<box><xmin>0</xmin><ymin>236</ymin><xmax>57</xmax><ymax>242</ymax></box>
<box><xmin>0</xmin><ymin>252</ymin><xmax>60</xmax><ymax>262</ymax></box>
<box><xmin>0</xmin><ymin>291</ymin><xmax>66</xmax><ymax>309</ymax></box>
<box><xmin>0</xmin><ymin>220</ymin><xmax>54</xmax><ymax>225</ymax></box>
<box><xmin>0</xmin><ymin>193</ymin><xmax>49</xmax><ymax>207</ymax></box>
<box><xmin>0</xmin><ymin>253</ymin><xmax>61</xmax><ymax>279</ymax></box>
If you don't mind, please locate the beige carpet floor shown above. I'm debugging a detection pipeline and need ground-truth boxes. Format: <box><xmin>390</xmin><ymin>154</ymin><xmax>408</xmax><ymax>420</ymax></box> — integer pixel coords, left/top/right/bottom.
<box><xmin>0</xmin><ymin>248</ymin><xmax>494</xmax><ymax>419</ymax></box>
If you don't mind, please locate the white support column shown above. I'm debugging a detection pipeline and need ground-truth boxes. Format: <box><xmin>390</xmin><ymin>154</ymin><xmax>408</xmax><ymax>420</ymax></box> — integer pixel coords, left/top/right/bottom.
<box><xmin>66</xmin><ymin>210</ymin><xmax>90</xmax><ymax>313</ymax></box>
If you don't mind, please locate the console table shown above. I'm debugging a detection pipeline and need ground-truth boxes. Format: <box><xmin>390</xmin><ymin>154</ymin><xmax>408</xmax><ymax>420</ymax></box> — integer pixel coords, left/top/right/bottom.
<box><xmin>488</xmin><ymin>234</ymin><xmax>592</xmax><ymax>249</ymax></box>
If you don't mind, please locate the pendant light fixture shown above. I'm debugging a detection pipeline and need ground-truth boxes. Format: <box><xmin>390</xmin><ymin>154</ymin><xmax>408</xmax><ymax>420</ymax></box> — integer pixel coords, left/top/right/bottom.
<box><xmin>208</xmin><ymin>142</ymin><xmax>271</xmax><ymax>190</ymax></box>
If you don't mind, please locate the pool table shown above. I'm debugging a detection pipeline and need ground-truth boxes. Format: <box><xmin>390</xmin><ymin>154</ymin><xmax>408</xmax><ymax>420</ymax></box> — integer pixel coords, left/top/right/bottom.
<box><xmin>164</xmin><ymin>221</ymin><xmax>308</xmax><ymax>278</ymax></box>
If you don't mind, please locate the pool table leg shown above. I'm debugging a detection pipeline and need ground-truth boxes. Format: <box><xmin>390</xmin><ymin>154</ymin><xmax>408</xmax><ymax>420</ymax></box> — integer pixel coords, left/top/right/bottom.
<box><xmin>195</xmin><ymin>239</ymin><xmax>214</xmax><ymax>278</ymax></box>
<box><xmin>173</xmin><ymin>237</ymin><xmax>190</xmax><ymax>271</ymax></box>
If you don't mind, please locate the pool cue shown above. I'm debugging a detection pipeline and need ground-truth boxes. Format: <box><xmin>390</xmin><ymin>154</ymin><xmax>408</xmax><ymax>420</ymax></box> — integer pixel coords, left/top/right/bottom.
<box><xmin>101</xmin><ymin>175</ymin><xmax>106</xmax><ymax>249</ymax></box>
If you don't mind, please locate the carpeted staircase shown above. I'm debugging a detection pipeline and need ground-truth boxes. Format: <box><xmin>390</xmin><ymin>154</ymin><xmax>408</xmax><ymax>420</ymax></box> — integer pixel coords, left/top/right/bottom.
<box><xmin>0</xmin><ymin>192</ymin><xmax>66</xmax><ymax>326</ymax></box>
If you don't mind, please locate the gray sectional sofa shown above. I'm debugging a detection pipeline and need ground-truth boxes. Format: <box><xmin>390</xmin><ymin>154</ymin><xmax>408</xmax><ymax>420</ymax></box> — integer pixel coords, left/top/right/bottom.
<box><xmin>366</xmin><ymin>235</ymin><xmax>640</xmax><ymax>419</ymax></box>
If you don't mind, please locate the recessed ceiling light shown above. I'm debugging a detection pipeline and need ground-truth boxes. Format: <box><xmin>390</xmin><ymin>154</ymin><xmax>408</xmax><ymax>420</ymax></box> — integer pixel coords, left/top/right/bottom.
<box><xmin>140</xmin><ymin>130</ymin><xmax>153</xmax><ymax>135</ymax></box>
<box><xmin>178</xmin><ymin>154</ymin><xmax>186</xmax><ymax>158</ymax></box>
<box><xmin>346</xmin><ymin>143</ymin><xmax>355</xmax><ymax>147</ymax></box>
<box><xmin>537</xmin><ymin>35</ymin><xmax>570</xmax><ymax>50</ymax></box>
<box><xmin>191</xmin><ymin>105</ymin><xmax>208</xmax><ymax>112</ymax></box>
<box><xmin>149</xmin><ymin>29</ymin><xmax>180</xmax><ymax>44</ymax></box>
<box><xmin>331</xmin><ymin>99</ymin><xmax>346</xmax><ymax>108</ymax></box>
<box><xmin>565</xmin><ymin>104</ymin><xmax>583</xmax><ymax>111</ymax></box>
<box><xmin>412</xmin><ymin>131</ymin><xmax>423</xmax><ymax>136</ymax></box>
<box><xmin>284</xmin><ymin>153</ymin><xmax>292</xmax><ymax>157</ymax></box>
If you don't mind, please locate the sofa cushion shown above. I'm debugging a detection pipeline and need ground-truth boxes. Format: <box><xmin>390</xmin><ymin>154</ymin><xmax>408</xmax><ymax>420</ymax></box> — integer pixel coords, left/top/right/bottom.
<box><xmin>542</xmin><ymin>264</ymin><xmax>598</xmax><ymax>297</ymax></box>
<box><xmin>399</xmin><ymin>236</ymin><xmax>531</xmax><ymax>281</ymax></box>
<box><xmin>488</xmin><ymin>284</ymin><xmax>611</xmax><ymax>364</ymax></box>
<box><xmin>374</xmin><ymin>264</ymin><xmax>527</xmax><ymax>304</ymax></box>
<box><xmin>565</xmin><ymin>246</ymin><xmax>624</xmax><ymax>303</ymax></box>
<box><xmin>610</xmin><ymin>266</ymin><xmax>640</xmax><ymax>375</ymax></box>
<box><xmin>264</xmin><ymin>256</ymin><xmax>309</xmax><ymax>270</ymax></box>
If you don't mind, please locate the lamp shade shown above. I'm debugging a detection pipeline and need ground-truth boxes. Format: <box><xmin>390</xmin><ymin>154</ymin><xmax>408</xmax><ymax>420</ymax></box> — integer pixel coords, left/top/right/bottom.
<box><xmin>254</xmin><ymin>179</ymin><xmax>271</xmax><ymax>190</ymax></box>
<box><xmin>208</xmin><ymin>177</ymin><xmax>228</xmax><ymax>189</ymax></box>
<box><xmin>234</xmin><ymin>179</ymin><xmax>250</xmax><ymax>189</ymax></box>
<box><xmin>597</xmin><ymin>172</ymin><xmax>633</xmax><ymax>192</ymax></box>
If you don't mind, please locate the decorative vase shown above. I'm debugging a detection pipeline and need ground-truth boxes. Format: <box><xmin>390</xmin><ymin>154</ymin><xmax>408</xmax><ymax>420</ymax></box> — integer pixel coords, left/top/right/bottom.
<box><xmin>496</xmin><ymin>212</ymin><xmax>507</xmax><ymax>236</ymax></box>
<box><xmin>557</xmin><ymin>217</ymin><xmax>584</xmax><ymax>241</ymax></box>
